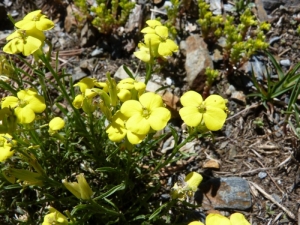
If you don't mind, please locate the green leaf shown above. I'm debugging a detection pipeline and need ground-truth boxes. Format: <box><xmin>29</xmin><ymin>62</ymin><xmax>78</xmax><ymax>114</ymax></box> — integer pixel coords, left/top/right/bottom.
<box><xmin>94</xmin><ymin>182</ymin><xmax>125</xmax><ymax>200</ymax></box>
<box><xmin>123</xmin><ymin>65</ymin><xmax>135</xmax><ymax>79</ymax></box>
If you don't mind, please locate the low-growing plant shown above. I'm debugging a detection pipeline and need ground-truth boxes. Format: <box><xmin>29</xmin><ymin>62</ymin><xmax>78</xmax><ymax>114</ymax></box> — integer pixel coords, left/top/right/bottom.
<box><xmin>74</xmin><ymin>0</ymin><xmax>135</xmax><ymax>34</ymax></box>
<box><xmin>0</xmin><ymin>11</ymin><xmax>231</xmax><ymax>224</ymax></box>
<box><xmin>248</xmin><ymin>51</ymin><xmax>300</xmax><ymax>109</ymax></box>
<box><xmin>197</xmin><ymin>0</ymin><xmax>270</xmax><ymax>69</ymax></box>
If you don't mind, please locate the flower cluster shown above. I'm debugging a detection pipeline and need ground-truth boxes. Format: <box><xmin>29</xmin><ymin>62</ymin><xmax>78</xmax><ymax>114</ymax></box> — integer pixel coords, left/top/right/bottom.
<box><xmin>134</xmin><ymin>20</ymin><xmax>178</xmax><ymax>63</ymax></box>
<box><xmin>188</xmin><ymin>212</ymin><xmax>250</xmax><ymax>225</ymax></box>
<box><xmin>1</xmin><ymin>88</ymin><xmax>46</xmax><ymax>124</ymax></box>
<box><xmin>3</xmin><ymin>10</ymin><xmax>54</xmax><ymax>56</ymax></box>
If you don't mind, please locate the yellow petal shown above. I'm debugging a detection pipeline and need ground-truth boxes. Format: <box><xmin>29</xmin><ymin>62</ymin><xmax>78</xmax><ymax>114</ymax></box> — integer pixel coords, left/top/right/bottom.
<box><xmin>154</xmin><ymin>26</ymin><xmax>169</xmax><ymax>39</ymax></box>
<box><xmin>1</xmin><ymin>96</ymin><xmax>19</xmax><ymax>109</ymax></box>
<box><xmin>49</xmin><ymin>117</ymin><xmax>65</xmax><ymax>131</ymax></box>
<box><xmin>126</xmin><ymin>114</ymin><xmax>150</xmax><ymax>135</ymax></box>
<box><xmin>26</xmin><ymin>28</ymin><xmax>46</xmax><ymax>42</ymax></box>
<box><xmin>106</xmin><ymin>112</ymin><xmax>127</xmax><ymax>142</ymax></box>
<box><xmin>6</xmin><ymin>30</ymin><xmax>22</xmax><ymax>41</ymax></box>
<box><xmin>144</xmin><ymin>33</ymin><xmax>161</xmax><ymax>46</ymax></box>
<box><xmin>120</xmin><ymin>100</ymin><xmax>142</xmax><ymax>118</ymax></box>
<box><xmin>76</xmin><ymin>173</ymin><xmax>93</xmax><ymax>200</ymax></box>
<box><xmin>106</xmin><ymin>123</ymin><xmax>127</xmax><ymax>142</ymax></box>
<box><xmin>203</xmin><ymin>106</ymin><xmax>227</xmax><ymax>131</ymax></box>
<box><xmin>230</xmin><ymin>213</ymin><xmax>250</xmax><ymax>225</ymax></box>
<box><xmin>148</xmin><ymin>107</ymin><xmax>171</xmax><ymax>131</ymax></box>
<box><xmin>206</xmin><ymin>213</ymin><xmax>231</xmax><ymax>225</ymax></box>
<box><xmin>185</xmin><ymin>172</ymin><xmax>203</xmax><ymax>191</ymax></box>
<box><xmin>204</xmin><ymin>95</ymin><xmax>227</xmax><ymax>110</ymax></box>
<box><xmin>36</xmin><ymin>15</ymin><xmax>55</xmax><ymax>31</ymax></box>
<box><xmin>146</xmin><ymin>20</ymin><xmax>162</xmax><ymax>28</ymax></box>
<box><xmin>141</xmin><ymin>27</ymin><xmax>156</xmax><ymax>34</ymax></box>
<box><xmin>74</xmin><ymin>77</ymin><xmax>96</xmax><ymax>93</ymax></box>
<box><xmin>15</xmin><ymin>106</ymin><xmax>35</xmax><ymax>124</ymax></box>
<box><xmin>139</xmin><ymin>92</ymin><xmax>163</xmax><ymax>110</ymax></box>
<box><xmin>3</xmin><ymin>39</ymin><xmax>19</xmax><ymax>54</ymax></box>
<box><xmin>15</xmin><ymin>20</ymin><xmax>35</xmax><ymax>30</ymax></box>
<box><xmin>0</xmin><ymin>134</ymin><xmax>14</xmax><ymax>162</ymax></box>
<box><xmin>126</xmin><ymin>130</ymin><xmax>146</xmax><ymax>144</ymax></box>
<box><xmin>180</xmin><ymin>91</ymin><xmax>203</xmax><ymax>107</ymax></box>
<box><xmin>117</xmin><ymin>89</ymin><xmax>131</xmax><ymax>102</ymax></box>
<box><xmin>158</xmin><ymin>39</ymin><xmax>178</xmax><ymax>56</ymax></box>
<box><xmin>26</xmin><ymin>95</ymin><xmax>46</xmax><ymax>113</ymax></box>
<box><xmin>188</xmin><ymin>222</ymin><xmax>205</xmax><ymax>225</ymax></box>
<box><xmin>72</xmin><ymin>94</ymin><xmax>84</xmax><ymax>109</ymax></box>
<box><xmin>179</xmin><ymin>106</ymin><xmax>202</xmax><ymax>127</ymax></box>
<box><xmin>21</xmin><ymin>36</ymin><xmax>42</xmax><ymax>56</ymax></box>
<box><xmin>22</xmin><ymin>10</ymin><xmax>42</xmax><ymax>21</ymax></box>
<box><xmin>134</xmin><ymin>49</ymin><xmax>151</xmax><ymax>62</ymax></box>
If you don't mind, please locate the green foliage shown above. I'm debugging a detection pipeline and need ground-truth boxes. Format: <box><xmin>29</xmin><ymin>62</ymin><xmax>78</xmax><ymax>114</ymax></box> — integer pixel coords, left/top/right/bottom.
<box><xmin>197</xmin><ymin>0</ymin><xmax>270</xmax><ymax>68</ymax></box>
<box><xmin>74</xmin><ymin>0</ymin><xmax>135</xmax><ymax>34</ymax></box>
<box><xmin>197</xmin><ymin>0</ymin><xmax>223</xmax><ymax>42</ymax></box>
<box><xmin>248</xmin><ymin>51</ymin><xmax>300</xmax><ymax>109</ymax></box>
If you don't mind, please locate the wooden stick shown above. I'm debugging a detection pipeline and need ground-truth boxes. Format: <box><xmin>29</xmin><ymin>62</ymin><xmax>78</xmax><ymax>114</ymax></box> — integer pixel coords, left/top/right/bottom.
<box><xmin>249</xmin><ymin>181</ymin><xmax>296</xmax><ymax>220</ymax></box>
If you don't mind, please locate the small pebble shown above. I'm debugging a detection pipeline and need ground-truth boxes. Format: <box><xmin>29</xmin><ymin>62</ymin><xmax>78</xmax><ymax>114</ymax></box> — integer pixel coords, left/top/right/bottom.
<box><xmin>258</xmin><ymin>171</ymin><xmax>267</xmax><ymax>179</ymax></box>
<box><xmin>280</xmin><ymin>59</ymin><xmax>291</xmax><ymax>67</ymax></box>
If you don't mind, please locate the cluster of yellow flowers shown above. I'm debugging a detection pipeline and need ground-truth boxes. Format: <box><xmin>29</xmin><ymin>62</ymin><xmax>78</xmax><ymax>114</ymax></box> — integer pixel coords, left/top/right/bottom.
<box><xmin>3</xmin><ymin>10</ymin><xmax>54</xmax><ymax>56</ymax></box>
<box><xmin>189</xmin><ymin>212</ymin><xmax>250</xmax><ymax>225</ymax></box>
<box><xmin>134</xmin><ymin>20</ymin><xmax>179</xmax><ymax>62</ymax></box>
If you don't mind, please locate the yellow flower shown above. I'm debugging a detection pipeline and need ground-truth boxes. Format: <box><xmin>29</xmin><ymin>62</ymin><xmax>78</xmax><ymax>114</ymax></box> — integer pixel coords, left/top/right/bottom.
<box><xmin>3</xmin><ymin>28</ymin><xmax>45</xmax><ymax>56</ymax></box>
<box><xmin>106</xmin><ymin>111</ymin><xmax>146</xmax><ymax>144</ymax></box>
<box><xmin>120</xmin><ymin>92</ymin><xmax>171</xmax><ymax>135</ymax></box>
<box><xmin>188</xmin><ymin>222</ymin><xmax>204</xmax><ymax>225</ymax></box>
<box><xmin>179</xmin><ymin>91</ymin><xmax>227</xmax><ymax>131</ymax></box>
<box><xmin>141</xmin><ymin>20</ymin><xmax>178</xmax><ymax>57</ymax></box>
<box><xmin>73</xmin><ymin>78</ymin><xmax>99</xmax><ymax>113</ymax></box>
<box><xmin>134</xmin><ymin>42</ymin><xmax>158</xmax><ymax>62</ymax></box>
<box><xmin>42</xmin><ymin>206</ymin><xmax>68</xmax><ymax>225</ymax></box>
<box><xmin>62</xmin><ymin>173</ymin><xmax>93</xmax><ymax>200</ymax></box>
<box><xmin>171</xmin><ymin>172</ymin><xmax>203</xmax><ymax>200</ymax></box>
<box><xmin>49</xmin><ymin>117</ymin><xmax>65</xmax><ymax>135</ymax></box>
<box><xmin>15</xmin><ymin>10</ymin><xmax>54</xmax><ymax>31</ymax></box>
<box><xmin>74</xmin><ymin>77</ymin><xmax>96</xmax><ymax>93</ymax></box>
<box><xmin>1</xmin><ymin>89</ymin><xmax>46</xmax><ymax>124</ymax></box>
<box><xmin>188</xmin><ymin>212</ymin><xmax>250</xmax><ymax>225</ymax></box>
<box><xmin>0</xmin><ymin>133</ymin><xmax>14</xmax><ymax>162</ymax></box>
<box><xmin>117</xmin><ymin>78</ymin><xmax>146</xmax><ymax>101</ymax></box>
<box><xmin>206</xmin><ymin>213</ymin><xmax>250</xmax><ymax>225</ymax></box>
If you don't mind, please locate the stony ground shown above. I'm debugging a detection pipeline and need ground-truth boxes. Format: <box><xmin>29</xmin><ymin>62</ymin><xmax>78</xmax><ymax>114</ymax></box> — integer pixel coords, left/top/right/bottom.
<box><xmin>1</xmin><ymin>0</ymin><xmax>300</xmax><ymax>224</ymax></box>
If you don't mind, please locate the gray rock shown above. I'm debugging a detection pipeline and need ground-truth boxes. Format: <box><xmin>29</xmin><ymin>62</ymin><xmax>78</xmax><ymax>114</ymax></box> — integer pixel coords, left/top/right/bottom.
<box><xmin>72</xmin><ymin>66</ymin><xmax>89</xmax><ymax>82</ymax></box>
<box><xmin>210</xmin><ymin>0</ymin><xmax>222</xmax><ymax>15</ymax></box>
<box><xmin>184</xmin><ymin>35</ymin><xmax>213</xmax><ymax>92</ymax></box>
<box><xmin>261</xmin><ymin>0</ymin><xmax>283</xmax><ymax>11</ymax></box>
<box><xmin>113</xmin><ymin>65</ymin><xmax>134</xmax><ymax>81</ymax></box>
<box><xmin>198</xmin><ymin>177</ymin><xmax>252</xmax><ymax>210</ymax></box>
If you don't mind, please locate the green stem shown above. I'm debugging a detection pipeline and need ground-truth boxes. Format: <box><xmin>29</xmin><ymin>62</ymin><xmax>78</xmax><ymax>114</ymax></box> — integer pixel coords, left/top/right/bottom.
<box><xmin>153</xmin><ymin>130</ymin><xmax>198</xmax><ymax>173</ymax></box>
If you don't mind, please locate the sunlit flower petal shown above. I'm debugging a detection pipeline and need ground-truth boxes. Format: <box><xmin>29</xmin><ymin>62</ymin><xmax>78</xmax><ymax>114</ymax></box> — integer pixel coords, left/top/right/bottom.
<box><xmin>230</xmin><ymin>213</ymin><xmax>250</xmax><ymax>225</ymax></box>
<box><xmin>206</xmin><ymin>213</ymin><xmax>231</xmax><ymax>225</ymax></box>
<box><xmin>179</xmin><ymin>106</ymin><xmax>203</xmax><ymax>127</ymax></box>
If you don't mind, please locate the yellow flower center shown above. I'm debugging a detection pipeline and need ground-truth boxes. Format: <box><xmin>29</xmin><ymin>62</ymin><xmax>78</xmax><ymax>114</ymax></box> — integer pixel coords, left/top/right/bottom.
<box><xmin>19</xmin><ymin>99</ymin><xmax>28</xmax><ymax>108</ymax></box>
<box><xmin>198</xmin><ymin>103</ymin><xmax>206</xmax><ymax>114</ymax></box>
<box><xmin>0</xmin><ymin>139</ymin><xmax>4</xmax><ymax>147</ymax></box>
<box><xmin>142</xmin><ymin>107</ymin><xmax>150</xmax><ymax>118</ymax></box>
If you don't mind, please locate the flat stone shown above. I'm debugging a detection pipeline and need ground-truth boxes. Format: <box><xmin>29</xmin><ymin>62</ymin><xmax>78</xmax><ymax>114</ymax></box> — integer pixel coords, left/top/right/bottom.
<box><xmin>202</xmin><ymin>160</ymin><xmax>220</xmax><ymax>170</ymax></box>
<box><xmin>197</xmin><ymin>177</ymin><xmax>252</xmax><ymax>210</ymax></box>
<box><xmin>184</xmin><ymin>35</ymin><xmax>213</xmax><ymax>92</ymax></box>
